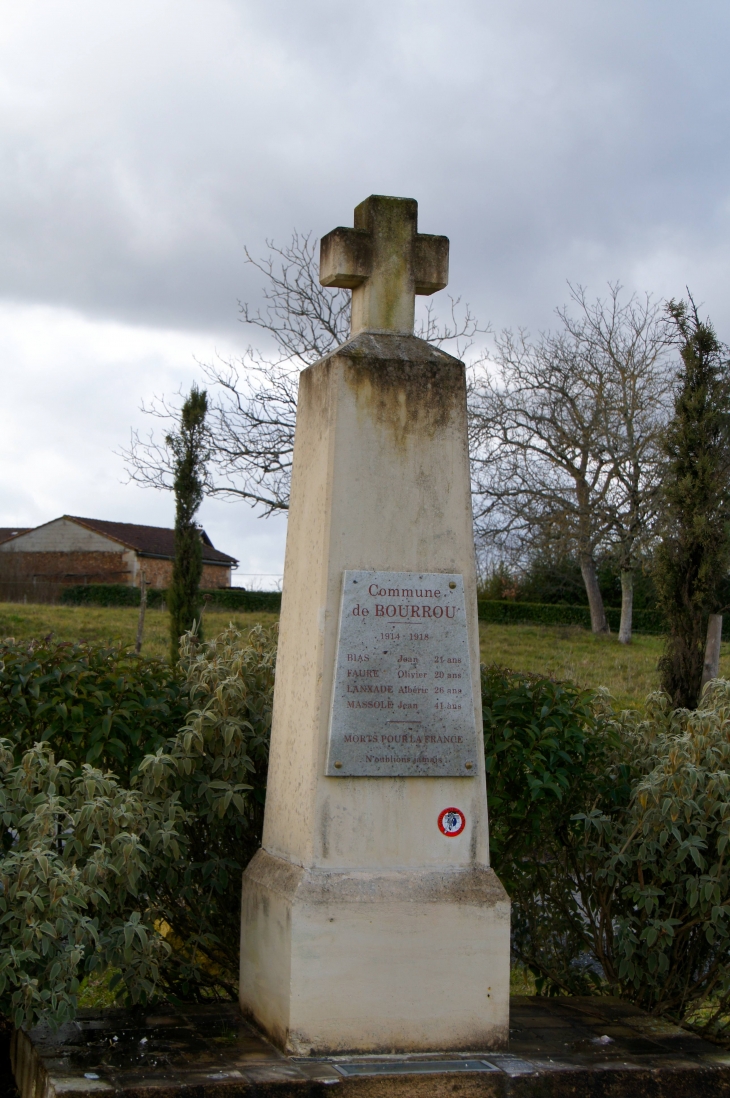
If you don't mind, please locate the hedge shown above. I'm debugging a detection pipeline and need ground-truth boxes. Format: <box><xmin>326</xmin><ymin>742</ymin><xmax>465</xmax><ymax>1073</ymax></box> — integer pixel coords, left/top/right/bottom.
<box><xmin>60</xmin><ymin>584</ymin><xmax>140</xmax><ymax>607</ymax></box>
<box><xmin>60</xmin><ymin>584</ymin><xmax>282</xmax><ymax>613</ymax></box>
<box><xmin>477</xmin><ymin>599</ymin><xmax>666</xmax><ymax>635</ymax></box>
<box><xmin>60</xmin><ymin>587</ymin><xmax>669</xmax><ymax>632</ymax></box>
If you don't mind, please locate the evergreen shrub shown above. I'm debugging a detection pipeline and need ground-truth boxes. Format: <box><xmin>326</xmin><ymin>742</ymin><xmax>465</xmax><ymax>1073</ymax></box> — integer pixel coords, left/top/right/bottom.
<box><xmin>486</xmin><ymin>666</ymin><xmax>730</xmax><ymax>1037</ymax></box>
<box><xmin>139</xmin><ymin>624</ymin><xmax>275</xmax><ymax>1000</ymax></box>
<box><xmin>655</xmin><ymin>301</ymin><xmax>730</xmax><ymax>708</ymax></box>
<box><xmin>60</xmin><ymin>584</ymin><xmax>282</xmax><ymax>613</ymax></box>
<box><xmin>0</xmin><ymin>624</ymin><xmax>275</xmax><ymax>1030</ymax></box>
<box><xmin>0</xmin><ymin>741</ymin><xmax>181</xmax><ymax>1031</ymax></box>
<box><xmin>0</xmin><ymin>637</ymin><xmax>187</xmax><ymax>781</ymax></box>
<box><xmin>60</xmin><ymin>584</ymin><xmax>141</xmax><ymax>607</ymax></box>
<box><xmin>8</xmin><ymin>621</ymin><xmax>730</xmax><ymax>1037</ymax></box>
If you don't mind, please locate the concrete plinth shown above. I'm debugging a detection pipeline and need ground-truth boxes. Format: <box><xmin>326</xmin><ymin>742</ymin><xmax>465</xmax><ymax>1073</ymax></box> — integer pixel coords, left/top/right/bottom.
<box><xmin>239</xmin><ymin>331</ymin><xmax>510</xmax><ymax>1054</ymax></box>
<box><xmin>13</xmin><ymin>998</ymin><xmax>730</xmax><ymax>1098</ymax></box>
<box><xmin>241</xmin><ymin>850</ymin><xmax>509</xmax><ymax>1054</ymax></box>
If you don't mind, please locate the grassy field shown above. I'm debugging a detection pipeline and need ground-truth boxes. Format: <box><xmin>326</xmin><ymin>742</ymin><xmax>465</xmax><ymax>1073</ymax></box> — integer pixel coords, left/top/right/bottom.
<box><xmin>2</xmin><ymin>601</ymin><xmax>730</xmax><ymax>710</ymax></box>
<box><xmin>0</xmin><ymin>603</ymin><xmax>279</xmax><ymax>664</ymax></box>
<box><xmin>478</xmin><ymin>621</ymin><xmax>709</xmax><ymax>711</ymax></box>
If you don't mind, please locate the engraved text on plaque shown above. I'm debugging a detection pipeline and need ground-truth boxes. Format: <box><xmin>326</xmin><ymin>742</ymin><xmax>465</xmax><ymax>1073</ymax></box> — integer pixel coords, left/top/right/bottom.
<box><xmin>326</xmin><ymin>571</ymin><xmax>478</xmax><ymax>777</ymax></box>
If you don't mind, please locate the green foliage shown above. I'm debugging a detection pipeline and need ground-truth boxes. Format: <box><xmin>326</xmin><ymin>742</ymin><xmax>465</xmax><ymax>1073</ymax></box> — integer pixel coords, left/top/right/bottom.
<box><xmin>60</xmin><ymin>584</ymin><xmax>282</xmax><ymax>613</ymax></box>
<box><xmin>0</xmin><ymin>740</ymin><xmax>180</xmax><ymax>1031</ymax></box>
<box><xmin>0</xmin><ymin>623</ymin><xmax>275</xmax><ymax>1030</ymax></box>
<box><xmin>655</xmin><ymin>299</ymin><xmax>730</xmax><ymax>708</ymax></box>
<box><xmin>167</xmin><ymin>385</ymin><xmax>210</xmax><ymax>663</ymax></box>
<box><xmin>60</xmin><ymin>584</ymin><xmax>141</xmax><ymax>607</ymax></box>
<box><xmin>576</xmin><ymin>683</ymin><xmax>730</xmax><ymax>1030</ymax></box>
<box><xmin>488</xmin><ymin>665</ymin><xmax>730</xmax><ymax>1035</ymax></box>
<box><xmin>0</xmin><ymin>637</ymin><xmax>187</xmax><ymax>782</ymax></box>
<box><xmin>478</xmin><ymin>600</ymin><xmax>665</xmax><ymax>634</ymax></box>
<box><xmin>483</xmin><ymin>666</ymin><xmax>616</xmax><ymax>889</ymax></box>
<box><xmin>139</xmin><ymin>624</ymin><xmax>276</xmax><ymax>999</ymax></box>
<box><xmin>479</xmin><ymin>553</ymin><xmax>660</xmax><ymax>611</ymax></box>
<box><xmin>10</xmin><ymin>614</ymin><xmax>730</xmax><ymax>1038</ymax></box>
<box><xmin>202</xmin><ymin>589</ymin><xmax>281</xmax><ymax>613</ymax></box>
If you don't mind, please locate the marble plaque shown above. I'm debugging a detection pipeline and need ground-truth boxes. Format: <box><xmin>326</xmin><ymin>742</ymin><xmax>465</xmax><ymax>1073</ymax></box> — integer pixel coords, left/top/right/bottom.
<box><xmin>326</xmin><ymin>571</ymin><xmax>478</xmax><ymax>777</ymax></box>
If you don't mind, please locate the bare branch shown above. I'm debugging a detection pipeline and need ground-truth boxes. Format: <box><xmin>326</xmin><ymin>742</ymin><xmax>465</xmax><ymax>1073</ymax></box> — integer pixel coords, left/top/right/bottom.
<box><xmin>123</xmin><ymin>230</ymin><xmax>488</xmax><ymax>516</ymax></box>
<box><xmin>469</xmin><ymin>284</ymin><xmax>675</xmax><ymax>634</ymax></box>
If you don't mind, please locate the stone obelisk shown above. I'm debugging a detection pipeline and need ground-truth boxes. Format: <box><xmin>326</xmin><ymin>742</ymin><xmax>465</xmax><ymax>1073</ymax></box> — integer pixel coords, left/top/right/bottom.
<box><xmin>239</xmin><ymin>195</ymin><xmax>510</xmax><ymax>1055</ymax></box>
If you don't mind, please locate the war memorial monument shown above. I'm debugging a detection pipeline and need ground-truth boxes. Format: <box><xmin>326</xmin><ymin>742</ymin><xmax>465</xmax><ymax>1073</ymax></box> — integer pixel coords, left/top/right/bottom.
<box><xmin>13</xmin><ymin>198</ymin><xmax>730</xmax><ymax>1098</ymax></box>
<box><xmin>238</xmin><ymin>193</ymin><xmax>511</xmax><ymax>1055</ymax></box>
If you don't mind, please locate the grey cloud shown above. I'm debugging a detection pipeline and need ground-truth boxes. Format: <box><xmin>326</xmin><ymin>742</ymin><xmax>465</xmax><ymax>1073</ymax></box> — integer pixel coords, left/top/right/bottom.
<box><xmin>2</xmin><ymin>0</ymin><xmax>730</xmax><ymax>577</ymax></box>
<box><xmin>1</xmin><ymin>0</ymin><xmax>729</xmax><ymax>337</ymax></box>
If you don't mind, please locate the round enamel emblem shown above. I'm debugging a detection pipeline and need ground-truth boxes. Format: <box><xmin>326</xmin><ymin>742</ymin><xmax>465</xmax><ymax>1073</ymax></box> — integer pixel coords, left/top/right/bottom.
<box><xmin>438</xmin><ymin>807</ymin><xmax>466</xmax><ymax>836</ymax></box>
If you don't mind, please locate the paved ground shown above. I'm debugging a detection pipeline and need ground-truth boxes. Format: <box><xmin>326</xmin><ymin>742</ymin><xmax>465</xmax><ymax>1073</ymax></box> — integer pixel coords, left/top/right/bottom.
<box><xmin>12</xmin><ymin>996</ymin><xmax>730</xmax><ymax>1097</ymax></box>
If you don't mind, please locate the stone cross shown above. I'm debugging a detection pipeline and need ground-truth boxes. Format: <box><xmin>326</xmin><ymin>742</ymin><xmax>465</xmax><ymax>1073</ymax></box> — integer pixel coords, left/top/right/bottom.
<box><xmin>319</xmin><ymin>194</ymin><xmax>449</xmax><ymax>335</ymax></box>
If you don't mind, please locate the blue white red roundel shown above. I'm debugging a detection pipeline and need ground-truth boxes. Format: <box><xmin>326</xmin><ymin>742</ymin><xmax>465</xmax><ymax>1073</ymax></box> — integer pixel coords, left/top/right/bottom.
<box><xmin>438</xmin><ymin>807</ymin><xmax>465</xmax><ymax>836</ymax></box>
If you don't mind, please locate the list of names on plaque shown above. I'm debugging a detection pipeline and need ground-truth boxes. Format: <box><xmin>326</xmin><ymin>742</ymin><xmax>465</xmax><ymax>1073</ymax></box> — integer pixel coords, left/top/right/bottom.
<box><xmin>326</xmin><ymin>570</ymin><xmax>478</xmax><ymax>777</ymax></box>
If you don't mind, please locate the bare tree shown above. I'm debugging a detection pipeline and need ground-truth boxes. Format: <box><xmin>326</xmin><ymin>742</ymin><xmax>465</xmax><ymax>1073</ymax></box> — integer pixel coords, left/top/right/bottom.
<box><xmin>123</xmin><ymin>232</ymin><xmax>484</xmax><ymax>515</ymax></box>
<box><xmin>470</xmin><ymin>285</ymin><xmax>673</xmax><ymax>639</ymax></box>
<box><xmin>560</xmin><ymin>286</ymin><xmax>673</xmax><ymax>642</ymax></box>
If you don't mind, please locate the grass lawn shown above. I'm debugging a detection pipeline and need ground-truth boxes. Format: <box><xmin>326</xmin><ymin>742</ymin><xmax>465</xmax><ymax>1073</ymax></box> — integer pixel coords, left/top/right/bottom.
<box><xmin>477</xmin><ymin>621</ymin><xmax>727</xmax><ymax>711</ymax></box>
<box><xmin>2</xmin><ymin>601</ymin><xmax>729</xmax><ymax>710</ymax></box>
<box><xmin>0</xmin><ymin>603</ymin><xmax>279</xmax><ymax>665</ymax></box>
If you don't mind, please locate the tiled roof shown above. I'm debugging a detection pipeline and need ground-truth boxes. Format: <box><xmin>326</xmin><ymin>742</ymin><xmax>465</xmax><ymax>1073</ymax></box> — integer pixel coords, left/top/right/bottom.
<box><xmin>67</xmin><ymin>517</ymin><xmax>237</xmax><ymax>565</ymax></box>
<box><xmin>0</xmin><ymin>527</ymin><xmax>32</xmax><ymax>543</ymax></box>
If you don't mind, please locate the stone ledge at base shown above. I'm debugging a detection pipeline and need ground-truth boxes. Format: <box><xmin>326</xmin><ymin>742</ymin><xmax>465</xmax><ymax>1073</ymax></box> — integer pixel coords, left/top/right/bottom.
<box><xmin>12</xmin><ymin>996</ymin><xmax>730</xmax><ymax>1098</ymax></box>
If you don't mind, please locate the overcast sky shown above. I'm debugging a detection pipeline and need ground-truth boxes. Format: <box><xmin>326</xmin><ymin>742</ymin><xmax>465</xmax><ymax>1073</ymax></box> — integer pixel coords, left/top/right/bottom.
<box><xmin>1</xmin><ymin>0</ymin><xmax>729</xmax><ymax>585</ymax></box>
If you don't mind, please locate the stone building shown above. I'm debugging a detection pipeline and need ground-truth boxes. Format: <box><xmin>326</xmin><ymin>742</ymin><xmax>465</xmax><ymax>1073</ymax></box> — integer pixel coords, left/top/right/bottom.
<box><xmin>0</xmin><ymin>516</ymin><xmax>237</xmax><ymax>602</ymax></box>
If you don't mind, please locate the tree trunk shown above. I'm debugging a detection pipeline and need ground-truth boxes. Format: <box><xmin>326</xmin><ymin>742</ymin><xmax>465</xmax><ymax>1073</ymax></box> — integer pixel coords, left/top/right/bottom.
<box><xmin>618</xmin><ymin>569</ymin><xmax>633</xmax><ymax>645</ymax></box>
<box><xmin>580</xmin><ymin>554</ymin><xmax>609</xmax><ymax>634</ymax></box>
<box><xmin>135</xmin><ymin>572</ymin><xmax>148</xmax><ymax>655</ymax></box>
<box><xmin>700</xmin><ymin>613</ymin><xmax>723</xmax><ymax>693</ymax></box>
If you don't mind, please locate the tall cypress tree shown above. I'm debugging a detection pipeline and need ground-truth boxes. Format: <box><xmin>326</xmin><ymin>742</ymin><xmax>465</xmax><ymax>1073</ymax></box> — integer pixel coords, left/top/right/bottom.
<box><xmin>655</xmin><ymin>299</ymin><xmax>730</xmax><ymax>709</ymax></box>
<box><xmin>167</xmin><ymin>386</ymin><xmax>210</xmax><ymax>664</ymax></box>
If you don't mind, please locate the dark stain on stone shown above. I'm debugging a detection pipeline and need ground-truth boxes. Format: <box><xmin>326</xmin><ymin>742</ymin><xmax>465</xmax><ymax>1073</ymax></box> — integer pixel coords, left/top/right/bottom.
<box><xmin>300</xmin><ymin>332</ymin><xmax>466</xmax><ymax>453</ymax></box>
<box><xmin>341</xmin><ymin>334</ymin><xmax>465</xmax><ymax>451</ymax></box>
<box><xmin>320</xmin><ymin>798</ymin><xmax>330</xmax><ymax>860</ymax></box>
<box><xmin>15</xmin><ymin>995</ymin><xmax>730</xmax><ymax>1096</ymax></box>
<box><xmin>469</xmin><ymin>821</ymin><xmax>478</xmax><ymax>865</ymax></box>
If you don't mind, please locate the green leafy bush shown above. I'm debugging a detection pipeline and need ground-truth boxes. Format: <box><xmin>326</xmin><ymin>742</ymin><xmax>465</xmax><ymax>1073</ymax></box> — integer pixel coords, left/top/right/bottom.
<box><xmin>576</xmin><ymin>684</ymin><xmax>730</xmax><ymax>1030</ymax></box>
<box><xmin>0</xmin><ymin>637</ymin><xmax>187</xmax><ymax>781</ymax></box>
<box><xmin>140</xmin><ymin>624</ymin><xmax>275</xmax><ymax>999</ymax></box>
<box><xmin>0</xmin><ymin>624</ymin><xmax>275</xmax><ymax>1031</ymax></box>
<box><xmin>0</xmin><ymin>741</ymin><xmax>180</xmax><ymax>1030</ymax></box>
<box><xmin>203</xmin><ymin>589</ymin><xmax>281</xmax><ymax>613</ymax></box>
<box><xmin>482</xmin><ymin>665</ymin><xmax>619</xmax><ymax>885</ymax></box>
<box><xmin>488</xmin><ymin>667</ymin><xmax>730</xmax><ymax>1036</ymax></box>
<box><xmin>9</xmin><ymin>620</ymin><xmax>730</xmax><ymax>1039</ymax></box>
<box><xmin>60</xmin><ymin>584</ymin><xmax>141</xmax><ymax>607</ymax></box>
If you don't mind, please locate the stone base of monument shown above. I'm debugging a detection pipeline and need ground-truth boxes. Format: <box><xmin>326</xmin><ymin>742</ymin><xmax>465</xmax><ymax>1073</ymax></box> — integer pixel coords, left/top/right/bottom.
<box><xmin>239</xmin><ymin>850</ymin><xmax>510</xmax><ymax>1054</ymax></box>
<box><xmin>12</xmin><ymin>998</ymin><xmax>730</xmax><ymax>1098</ymax></box>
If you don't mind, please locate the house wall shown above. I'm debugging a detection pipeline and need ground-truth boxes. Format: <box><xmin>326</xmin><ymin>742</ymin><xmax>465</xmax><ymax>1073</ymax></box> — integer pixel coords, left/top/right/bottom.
<box><xmin>0</xmin><ymin>517</ymin><xmax>232</xmax><ymax>601</ymax></box>
<box><xmin>0</xmin><ymin>550</ymin><xmax>133</xmax><ymax>603</ymax></box>
<box><xmin>136</xmin><ymin>558</ymin><xmax>172</xmax><ymax>589</ymax></box>
<box><xmin>0</xmin><ymin>518</ymin><xmax>121</xmax><ymax>553</ymax></box>
<box><xmin>202</xmin><ymin>563</ymin><xmax>232</xmax><ymax>588</ymax></box>
<box><xmin>136</xmin><ymin>559</ymin><xmax>231</xmax><ymax>589</ymax></box>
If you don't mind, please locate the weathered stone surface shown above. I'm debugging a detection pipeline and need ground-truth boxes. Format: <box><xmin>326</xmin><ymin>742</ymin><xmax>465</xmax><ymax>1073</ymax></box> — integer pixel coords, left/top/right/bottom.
<box><xmin>13</xmin><ymin>998</ymin><xmax>730</xmax><ymax>1098</ymax></box>
<box><xmin>240</xmin><ymin>196</ymin><xmax>507</xmax><ymax>1055</ymax></box>
<box><xmin>327</xmin><ymin>570</ymin><xmax>478</xmax><ymax>777</ymax></box>
<box><xmin>239</xmin><ymin>327</ymin><xmax>509</xmax><ymax>1054</ymax></box>
<box><xmin>319</xmin><ymin>196</ymin><xmax>448</xmax><ymax>335</ymax></box>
